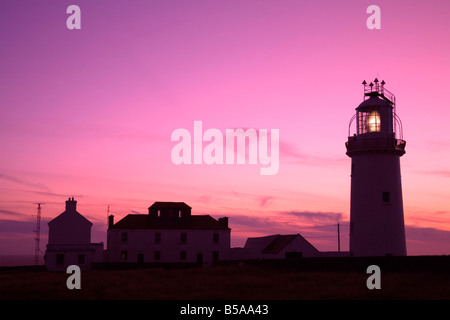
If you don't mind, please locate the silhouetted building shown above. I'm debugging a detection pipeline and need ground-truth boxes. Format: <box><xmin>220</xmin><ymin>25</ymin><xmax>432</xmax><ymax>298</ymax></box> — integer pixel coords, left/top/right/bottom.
<box><xmin>45</xmin><ymin>197</ymin><xmax>103</xmax><ymax>271</ymax></box>
<box><xmin>107</xmin><ymin>202</ymin><xmax>231</xmax><ymax>265</ymax></box>
<box><xmin>244</xmin><ymin>234</ymin><xmax>320</xmax><ymax>259</ymax></box>
<box><xmin>346</xmin><ymin>79</ymin><xmax>407</xmax><ymax>256</ymax></box>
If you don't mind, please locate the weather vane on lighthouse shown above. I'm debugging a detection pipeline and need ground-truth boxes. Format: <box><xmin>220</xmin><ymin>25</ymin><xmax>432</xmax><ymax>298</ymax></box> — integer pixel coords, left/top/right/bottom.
<box><xmin>346</xmin><ymin>79</ymin><xmax>407</xmax><ymax>257</ymax></box>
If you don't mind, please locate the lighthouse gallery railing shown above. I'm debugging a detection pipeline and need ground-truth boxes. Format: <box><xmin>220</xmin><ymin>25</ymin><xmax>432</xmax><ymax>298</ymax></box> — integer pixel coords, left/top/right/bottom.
<box><xmin>346</xmin><ymin>137</ymin><xmax>406</xmax><ymax>155</ymax></box>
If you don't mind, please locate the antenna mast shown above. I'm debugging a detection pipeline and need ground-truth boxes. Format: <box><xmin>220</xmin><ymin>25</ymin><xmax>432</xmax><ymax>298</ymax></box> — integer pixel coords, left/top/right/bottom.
<box><xmin>33</xmin><ymin>203</ymin><xmax>45</xmax><ymax>265</ymax></box>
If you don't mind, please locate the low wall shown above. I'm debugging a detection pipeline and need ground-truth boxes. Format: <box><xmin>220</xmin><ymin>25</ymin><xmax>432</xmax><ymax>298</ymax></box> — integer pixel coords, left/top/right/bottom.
<box><xmin>217</xmin><ymin>255</ymin><xmax>450</xmax><ymax>273</ymax></box>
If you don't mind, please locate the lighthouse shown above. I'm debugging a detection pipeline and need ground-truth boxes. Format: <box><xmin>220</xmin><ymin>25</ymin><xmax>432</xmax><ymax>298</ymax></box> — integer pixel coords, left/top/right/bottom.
<box><xmin>346</xmin><ymin>79</ymin><xmax>407</xmax><ymax>256</ymax></box>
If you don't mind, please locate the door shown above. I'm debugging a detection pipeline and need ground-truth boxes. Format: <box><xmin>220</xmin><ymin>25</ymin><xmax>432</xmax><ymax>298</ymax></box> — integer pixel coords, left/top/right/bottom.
<box><xmin>196</xmin><ymin>253</ymin><xmax>203</xmax><ymax>265</ymax></box>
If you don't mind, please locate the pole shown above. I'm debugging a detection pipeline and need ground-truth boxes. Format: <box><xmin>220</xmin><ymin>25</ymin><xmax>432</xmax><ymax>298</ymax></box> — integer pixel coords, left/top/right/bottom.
<box><xmin>107</xmin><ymin>204</ymin><xmax>110</xmax><ymax>226</ymax></box>
<box><xmin>337</xmin><ymin>223</ymin><xmax>340</xmax><ymax>252</ymax></box>
<box><xmin>34</xmin><ymin>203</ymin><xmax>41</xmax><ymax>265</ymax></box>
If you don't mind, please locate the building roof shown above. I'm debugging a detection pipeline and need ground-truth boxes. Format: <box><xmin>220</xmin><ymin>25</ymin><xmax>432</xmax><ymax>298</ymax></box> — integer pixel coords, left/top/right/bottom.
<box><xmin>110</xmin><ymin>214</ymin><xmax>230</xmax><ymax>230</ymax></box>
<box><xmin>358</xmin><ymin>95</ymin><xmax>392</xmax><ymax>109</ymax></box>
<box><xmin>262</xmin><ymin>235</ymin><xmax>298</xmax><ymax>254</ymax></box>
<box><xmin>48</xmin><ymin>197</ymin><xmax>92</xmax><ymax>227</ymax></box>
<box><xmin>149</xmin><ymin>202</ymin><xmax>191</xmax><ymax>209</ymax></box>
<box><xmin>247</xmin><ymin>234</ymin><xmax>319</xmax><ymax>254</ymax></box>
<box><xmin>48</xmin><ymin>210</ymin><xmax>93</xmax><ymax>227</ymax></box>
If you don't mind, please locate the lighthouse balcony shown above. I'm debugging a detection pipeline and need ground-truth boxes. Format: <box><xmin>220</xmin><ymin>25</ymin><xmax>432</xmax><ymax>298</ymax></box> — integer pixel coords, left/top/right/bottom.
<box><xmin>345</xmin><ymin>137</ymin><xmax>406</xmax><ymax>156</ymax></box>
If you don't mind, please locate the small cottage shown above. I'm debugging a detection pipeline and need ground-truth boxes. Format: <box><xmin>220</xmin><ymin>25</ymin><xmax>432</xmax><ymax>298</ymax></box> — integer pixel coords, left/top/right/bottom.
<box><xmin>45</xmin><ymin>197</ymin><xmax>103</xmax><ymax>271</ymax></box>
<box><xmin>244</xmin><ymin>234</ymin><xmax>320</xmax><ymax>259</ymax></box>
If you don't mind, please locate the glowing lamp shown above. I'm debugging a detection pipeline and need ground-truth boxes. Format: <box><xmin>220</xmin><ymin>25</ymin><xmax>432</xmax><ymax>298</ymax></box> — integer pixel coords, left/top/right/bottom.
<box><xmin>366</xmin><ymin>110</ymin><xmax>380</xmax><ymax>132</ymax></box>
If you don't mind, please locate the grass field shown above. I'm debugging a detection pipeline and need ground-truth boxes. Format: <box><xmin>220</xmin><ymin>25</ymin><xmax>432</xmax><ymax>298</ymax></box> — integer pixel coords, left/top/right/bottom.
<box><xmin>1</xmin><ymin>264</ymin><xmax>450</xmax><ymax>300</ymax></box>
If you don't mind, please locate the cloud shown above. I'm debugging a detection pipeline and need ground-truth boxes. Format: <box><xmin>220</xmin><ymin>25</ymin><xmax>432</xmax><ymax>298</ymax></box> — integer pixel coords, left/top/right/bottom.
<box><xmin>0</xmin><ymin>173</ymin><xmax>52</xmax><ymax>192</ymax></box>
<box><xmin>414</xmin><ymin>170</ymin><xmax>450</xmax><ymax>178</ymax></box>
<box><xmin>279</xmin><ymin>141</ymin><xmax>310</xmax><ymax>161</ymax></box>
<box><xmin>228</xmin><ymin>211</ymin><xmax>344</xmax><ymax>235</ymax></box>
<box><xmin>26</xmin><ymin>190</ymin><xmax>82</xmax><ymax>198</ymax></box>
<box><xmin>405</xmin><ymin>225</ymin><xmax>450</xmax><ymax>255</ymax></box>
<box><xmin>0</xmin><ymin>219</ymin><xmax>49</xmax><ymax>256</ymax></box>
<box><xmin>0</xmin><ymin>208</ymin><xmax>27</xmax><ymax>218</ymax></box>
<box><xmin>0</xmin><ymin>172</ymin><xmax>71</xmax><ymax>202</ymax></box>
<box><xmin>406</xmin><ymin>210</ymin><xmax>450</xmax><ymax>229</ymax></box>
<box><xmin>282</xmin><ymin>210</ymin><xmax>343</xmax><ymax>225</ymax></box>
<box><xmin>0</xmin><ymin>219</ymin><xmax>35</xmax><ymax>235</ymax></box>
<box><xmin>258</xmin><ymin>196</ymin><xmax>273</xmax><ymax>208</ymax></box>
<box><xmin>279</xmin><ymin>141</ymin><xmax>346</xmax><ymax>166</ymax></box>
<box><xmin>197</xmin><ymin>194</ymin><xmax>212</xmax><ymax>204</ymax></box>
<box><xmin>229</xmin><ymin>214</ymin><xmax>276</xmax><ymax>231</ymax></box>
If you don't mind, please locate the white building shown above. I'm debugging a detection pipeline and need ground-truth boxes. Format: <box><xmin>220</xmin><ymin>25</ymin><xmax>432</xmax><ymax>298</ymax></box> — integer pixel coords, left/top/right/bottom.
<box><xmin>346</xmin><ymin>79</ymin><xmax>407</xmax><ymax>256</ymax></box>
<box><xmin>107</xmin><ymin>202</ymin><xmax>231</xmax><ymax>266</ymax></box>
<box><xmin>45</xmin><ymin>198</ymin><xmax>103</xmax><ymax>271</ymax></box>
<box><xmin>244</xmin><ymin>234</ymin><xmax>320</xmax><ymax>259</ymax></box>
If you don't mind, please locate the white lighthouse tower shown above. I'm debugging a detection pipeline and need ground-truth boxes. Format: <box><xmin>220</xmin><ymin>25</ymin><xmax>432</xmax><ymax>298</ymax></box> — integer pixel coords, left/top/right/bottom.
<box><xmin>346</xmin><ymin>79</ymin><xmax>407</xmax><ymax>256</ymax></box>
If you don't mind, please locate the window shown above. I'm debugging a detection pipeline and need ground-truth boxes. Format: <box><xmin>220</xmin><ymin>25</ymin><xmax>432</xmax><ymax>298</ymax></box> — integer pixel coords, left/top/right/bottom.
<box><xmin>56</xmin><ymin>254</ymin><xmax>64</xmax><ymax>265</ymax></box>
<box><xmin>78</xmin><ymin>254</ymin><xmax>85</xmax><ymax>264</ymax></box>
<box><xmin>121</xmin><ymin>250</ymin><xmax>128</xmax><ymax>261</ymax></box>
<box><xmin>213</xmin><ymin>233</ymin><xmax>219</xmax><ymax>244</ymax></box>
<box><xmin>155</xmin><ymin>232</ymin><xmax>161</xmax><ymax>244</ymax></box>
<box><xmin>180</xmin><ymin>232</ymin><xmax>187</xmax><ymax>244</ymax></box>
<box><xmin>121</xmin><ymin>232</ymin><xmax>128</xmax><ymax>244</ymax></box>
<box><xmin>382</xmin><ymin>191</ymin><xmax>391</xmax><ymax>203</ymax></box>
<box><xmin>180</xmin><ymin>251</ymin><xmax>186</xmax><ymax>261</ymax></box>
<box><xmin>154</xmin><ymin>251</ymin><xmax>161</xmax><ymax>261</ymax></box>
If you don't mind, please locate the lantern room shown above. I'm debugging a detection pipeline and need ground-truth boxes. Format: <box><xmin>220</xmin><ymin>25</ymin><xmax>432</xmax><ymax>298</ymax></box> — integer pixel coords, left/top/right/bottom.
<box><xmin>346</xmin><ymin>79</ymin><xmax>406</xmax><ymax>156</ymax></box>
<box><xmin>348</xmin><ymin>79</ymin><xmax>403</xmax><ymax>139</ymax></box>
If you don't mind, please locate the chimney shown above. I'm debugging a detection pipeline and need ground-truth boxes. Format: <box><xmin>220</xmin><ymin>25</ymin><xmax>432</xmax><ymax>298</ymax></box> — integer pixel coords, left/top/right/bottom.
<box><xmin>65</xmin><ymin>197</ymin><xmax>77</xmax><ymax>212</ymax></box>
<box><xmin>218</xmin><ymin>217</ymin><xmax>228</xmax><ymax>228</ymax></box>
<box><xmin>108</xmin><ymin>215</ymin><xmax>114</xmax><ymax>229</ymax></box>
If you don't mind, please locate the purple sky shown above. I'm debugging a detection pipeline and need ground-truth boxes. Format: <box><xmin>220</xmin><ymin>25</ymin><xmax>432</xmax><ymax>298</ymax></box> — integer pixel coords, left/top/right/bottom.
<box><xmin>1</xmin><ymin>0</ymin><xmax>450</xmax><ymax>261</ymax></box>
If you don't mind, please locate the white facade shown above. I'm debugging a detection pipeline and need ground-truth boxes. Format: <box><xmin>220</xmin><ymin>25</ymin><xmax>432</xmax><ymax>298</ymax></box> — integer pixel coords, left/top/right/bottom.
<box><xmin>346</xmin><ymin>80</ymin><xmax>407</xmax><ymax>256</ymax></box>
<box><xmin>107</xmin><ymin>228</ymin><xmax>230</xmax><ymax>264</ymax></box>
<box><xmin>45</xmin><ymin>198</ymin><xmax>104</xmax><ymax>271</ymax></box>
<box><xmin>107</xmin><ymin>202</ymin><xmax>231</xmax><ymax>266</ymax></box>
<box><xmin>46</xmin><ymin>243</ymin><xmax>103</xmax><ymax>271</ymax></box>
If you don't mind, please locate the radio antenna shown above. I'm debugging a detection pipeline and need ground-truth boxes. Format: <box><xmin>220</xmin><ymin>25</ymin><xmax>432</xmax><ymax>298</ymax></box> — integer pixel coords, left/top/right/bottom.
<box><xmin>32</xmin><ymin>203</ymin><xmax>45</xmax><ymax>265</ymax></box>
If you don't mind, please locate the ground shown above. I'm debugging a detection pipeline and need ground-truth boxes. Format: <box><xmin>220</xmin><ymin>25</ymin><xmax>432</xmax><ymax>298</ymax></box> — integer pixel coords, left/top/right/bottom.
<box><xmin>1</xmin><ymin>264</ymin><xmax>449</xmax><ymax>300</ymax></box>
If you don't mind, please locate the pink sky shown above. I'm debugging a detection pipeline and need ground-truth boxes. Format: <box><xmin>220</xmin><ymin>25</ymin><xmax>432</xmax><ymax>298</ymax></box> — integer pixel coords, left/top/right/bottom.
<box><xmin>1</xmin><ymin>0</ymin><xmax>450</xmax><ymax>260</ymax></box>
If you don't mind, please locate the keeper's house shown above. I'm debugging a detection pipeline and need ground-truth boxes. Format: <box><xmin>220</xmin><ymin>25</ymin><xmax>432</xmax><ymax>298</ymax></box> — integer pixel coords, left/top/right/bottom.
<box><xmin>45</xmin><ymin>198</ymin><xmax>103</xmax><ymax>271</ymax></box>
<box><xmin>107</xmin><ymin>202</ymin><xmax>231</xmax><ymax>266</ymax></box>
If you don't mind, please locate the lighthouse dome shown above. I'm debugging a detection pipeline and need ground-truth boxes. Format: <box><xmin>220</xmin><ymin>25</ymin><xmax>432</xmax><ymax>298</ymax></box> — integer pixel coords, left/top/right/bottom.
<box><xmin>356</xmin><ymin>95</ymin><xmax>392</xmax><ymax>111</ymax></box>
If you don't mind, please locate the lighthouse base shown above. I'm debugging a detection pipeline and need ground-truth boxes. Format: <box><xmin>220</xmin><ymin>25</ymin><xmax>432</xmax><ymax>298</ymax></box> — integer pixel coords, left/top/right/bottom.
<box><xmin>349</xmin><ymin>153</ymin><xmax>407</xmax><ymax>257</ymax></box>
